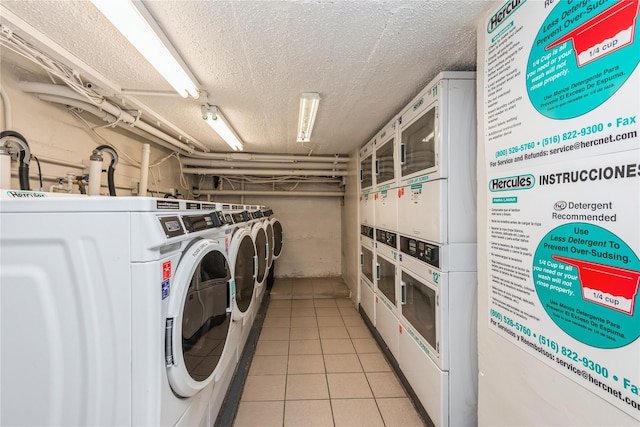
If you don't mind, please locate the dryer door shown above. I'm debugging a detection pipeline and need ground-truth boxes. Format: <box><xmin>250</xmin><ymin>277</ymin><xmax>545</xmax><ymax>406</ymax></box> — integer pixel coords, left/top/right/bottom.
<box><xmin>272</xmin><ymin>219</ymin><xmax>283</xmax><ymax>259</ymax></box>
<box><xmin>229</xmin><ymin>229</ymin><xmax>257</xmax><ymax>314</ymax></box>
<box><xmin>166</xmin><ymin>239</ymin><xmax>232</xmax><ymax>397</ymax></box>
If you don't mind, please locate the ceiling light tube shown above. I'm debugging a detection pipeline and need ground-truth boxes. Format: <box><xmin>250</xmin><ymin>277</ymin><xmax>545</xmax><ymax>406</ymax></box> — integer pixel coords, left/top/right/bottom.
<box><xmin>202</xmin><ymin>105</ymin><xmax>243</xmax><ymax>151</ymax></box>
<box><xmin>297</xmin><ymin>92</ymin><xmax>321</xmax><ymax>143</ymax></box>
<box><xmin>91</xmin><ymin>0</ymin><xmax>199</xmax><ymax>98</ymax></box>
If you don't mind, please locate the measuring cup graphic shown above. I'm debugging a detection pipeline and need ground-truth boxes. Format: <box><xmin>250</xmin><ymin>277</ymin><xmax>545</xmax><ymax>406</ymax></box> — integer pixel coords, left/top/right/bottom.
<box><xmin>552</xmin><ymin>255</ymin><xmax>640</xmax><ymax>315</ymax></box>
<box><xmin>546</xmin><ymin>0</ymin><xmax>640</xmax><ymax>67</ymax></box>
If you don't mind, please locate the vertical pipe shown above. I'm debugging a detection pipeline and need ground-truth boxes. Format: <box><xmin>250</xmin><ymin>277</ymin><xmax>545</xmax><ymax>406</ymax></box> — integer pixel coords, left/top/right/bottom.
<box><xmin>88</xmin><ymin>157</ymin><xmax>102</xmax><ymax>196</ymax></box>
<box><xmin>139</xmin><ymin>143</ymin><xmax>150</xmax><ymax>197</ymax></box>
<box><xmin>0</xmin><ymin>151</ymin><xmax>11</xmax><ymax>189</ymax></box>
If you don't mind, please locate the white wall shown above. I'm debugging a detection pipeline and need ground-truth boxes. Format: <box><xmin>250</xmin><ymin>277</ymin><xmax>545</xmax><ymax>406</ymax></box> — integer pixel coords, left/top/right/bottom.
<box><xmin>0</xmin><ymin>64</ymin><xmax>185</xmax><ymax>196</ymax></box>
<box><xmin>210</xmin><ymin>192</ymin><xmax>343</xmax><ymax>279</ymax></box>
<box><xmin>341</xmin><ymin>149</ymin><xmax>360</xmax><ymax>301</ymax></box>
<box><xmin>476</xmin><ymin>3</ymin><xmax>638</xmax><ymax>426</ymax></box>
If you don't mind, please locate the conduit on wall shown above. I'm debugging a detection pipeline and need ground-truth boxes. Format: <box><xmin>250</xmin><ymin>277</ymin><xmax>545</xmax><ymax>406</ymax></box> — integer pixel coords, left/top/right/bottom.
<box><xmin>184</xmin><ymin>152</ymin><xmax>349</xmax><ymax>163</ymax></box>
<box><xmin>196</xmin><ymin>189</ymin><xmax>344</xmax><ymax>197</ymax></box>
<box><xmin>34</xmin><ymin>155</ymin><xmax>85</xmax><ymax>170</ymax></box>
<box><xmin>181</xmin><ymin>158</ymin><xmax>347</xmax><ymax>170</ymax></box>
<box><xmin>19</xmin><ymin>82</ymin><xmax>197</xmax><ymax>154</ymax></box>
<box><xmin>183</xmin><ymin>168</ymin><xmax>348</xmax><ymax>177</ymax></box>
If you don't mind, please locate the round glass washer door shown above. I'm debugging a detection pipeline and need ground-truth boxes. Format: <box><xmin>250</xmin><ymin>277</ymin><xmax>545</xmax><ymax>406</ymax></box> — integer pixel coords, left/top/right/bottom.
<box><xmin>229</xmin><ymin>228</ymin><xmax>257</xmax><ymax>314</ymax></box>
<box><xmin>251</xmin><ymin>223</ymin><xmax>267</xmax><ymax>285</ymax></box>
<box><xmin>266</xmin><ymin>222</ymin><xmax>274</xmax><ymax>269</ymax></box>
<box><xmin>166</xmin><ymin>239</ymin><xmax>231</xmax><ymax>397</ymax></box>
<box><xmin>271</xmin><ymin>218</ymin><xmax>283</xmax><ymax>259</ymax></box>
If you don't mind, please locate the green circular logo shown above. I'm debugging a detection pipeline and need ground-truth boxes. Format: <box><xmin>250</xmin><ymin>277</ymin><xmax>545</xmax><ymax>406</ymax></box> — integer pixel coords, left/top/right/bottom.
<box><xmin>526</xmin><ymin>0</ymin><xmax>640</xmax><ymax>119</ymax></box>
<box><xmin>534</xmin><ymin>223</ymin><xmax>640</xmax><ymax>348</ymax></box>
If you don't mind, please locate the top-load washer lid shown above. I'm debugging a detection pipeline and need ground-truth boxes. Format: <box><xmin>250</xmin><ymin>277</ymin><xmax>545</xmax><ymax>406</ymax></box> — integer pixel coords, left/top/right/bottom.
<box><xmin>229</xmin><ymin>227</ymin><xmax>257</xmax><ymax>314</ymax></box>
<box><xmin>251</xmin><ymin>223</ymin><xmax>268</xmax><ymax>285</ymax></box>
<box><xmin>271</xmin><ymin>218</ymin><xmax>283</xmax><ymax>259</ymax></box>
<box><xmin>166</xmin><ymin>238</ymin><xmax>232</xmax><ymax>397</ymax></box>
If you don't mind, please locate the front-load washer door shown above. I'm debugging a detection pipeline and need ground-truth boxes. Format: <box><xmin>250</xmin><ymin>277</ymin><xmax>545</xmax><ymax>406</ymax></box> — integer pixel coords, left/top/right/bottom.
<box><xmin>272</xmin><ymin>219</ymin><xmax>283</xmax><ymax>259</ymax></box>
<box><xmin>265</xmin><ymin>222</ymin><xmax>274</xmax><ymax>269</ymax></box>
<box><xmin>229</xmin><ymin>229</ymin><xmax>257</xmax><ymax>314</ymax></box>
<box><xmin>166</xmin><ymin>239</ymin><xmax>232</xmax><ymax>397</ymax></box>
<box><xmin>252</xmin><ymin>224</ymin><xmax>267</xmax><ymax>285</ymax></box>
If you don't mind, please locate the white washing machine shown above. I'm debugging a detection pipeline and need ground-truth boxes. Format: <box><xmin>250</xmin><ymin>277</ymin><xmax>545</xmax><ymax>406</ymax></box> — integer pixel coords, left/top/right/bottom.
<box><xmin>228</xmin><ymin>225</ymin><xmax>258</xmax><ymax>348</ymax></box>
<box><xmin>270</xmin><ymin>216</ymin><xmax>284</xmax><ymax>261</ymax></box>
<box><xmin>396</xmin><ymin>72</ymin><xmax>476</xmax><ymax>246</ymax></box>
<box><xmin>397</xmin><ymin>234</ymin><xmax>477</xmax><ymax>427</ymax></box>
<box><xmin>373</xmin><ymin>116</ymin><xmax>399</xmax><ymax>232</ymax></box>
<box><xmin>360</xmin><ymin>138</ymin><xmax>375</xmax><ymax>192</ymax></box>
<box><xmin>359</xmin><ymin>225</ymin><xmax>376</xmax><ymax>326</ymax></box>
<box><xmin>0</xmin><ymin>191</ymin><xmax>241</xmax><ymax>426</ymax></box>
<box><xmin>261</xmin><ymin>209</ymin><xmax>284</xmax><ymax>292</ymax></box>
<box><xmin>374</xmin><ymin>228</ymin><xmax>400</xmax><ymax>360</ymax></box>
<box><xmin>250</xmin><ymin>220</ymin><xmax>269</xmax><ymax>291</ymax></box>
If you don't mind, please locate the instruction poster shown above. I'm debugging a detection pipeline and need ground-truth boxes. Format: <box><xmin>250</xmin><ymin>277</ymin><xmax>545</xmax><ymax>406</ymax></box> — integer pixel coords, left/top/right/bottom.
<box><xmin>482</xmin><ymin>0</ymin><xmax>640</xmax><ymax>419</ymax></box>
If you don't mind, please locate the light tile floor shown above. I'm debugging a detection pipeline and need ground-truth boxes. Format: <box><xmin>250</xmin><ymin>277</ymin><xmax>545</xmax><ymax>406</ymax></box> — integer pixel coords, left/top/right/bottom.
<box><xmin>233</xmin><ymin>278</ymin><xmax>425</xmax><ymax>427</ymax></box>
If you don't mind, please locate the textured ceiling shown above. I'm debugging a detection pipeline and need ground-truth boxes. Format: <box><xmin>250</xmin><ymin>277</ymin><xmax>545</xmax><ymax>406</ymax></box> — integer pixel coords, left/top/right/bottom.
<box><xmin>1</xmin><ymin>1</ymin><xmax>492</xmax><ymax>155</ymax></box>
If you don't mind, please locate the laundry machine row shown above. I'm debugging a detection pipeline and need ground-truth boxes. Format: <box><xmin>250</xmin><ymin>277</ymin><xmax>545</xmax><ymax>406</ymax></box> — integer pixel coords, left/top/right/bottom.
<box><xmin>0</xmin><ymin>191</ymin><xmax>282</xmax><ymax>426</ymax></box>
<box><xmin>357</xmin><ymin>72</ymin><xmax>478</xmax><ymax>427</ymax></box>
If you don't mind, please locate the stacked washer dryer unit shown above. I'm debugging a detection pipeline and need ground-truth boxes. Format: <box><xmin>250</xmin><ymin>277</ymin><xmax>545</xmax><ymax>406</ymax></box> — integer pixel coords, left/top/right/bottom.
<box><xmin>358</xmin><ymin>140</ymin><xmax>376</xmax><ymax>325</ymax></box>
<box><xmin>0</xmin><ymin>193</ymin><xmax>241</xmax><ymax>427</ymax></box>
<box><xmin>372</xmin><ymin>116</ymin><xmax>402</xmax><ymax>361</ymax></box>
<box><xmin>398</xmin><ymin>72</ymin><xmax>477</xmax><ymax>427</ymax></box>
<box><xmin>357</xmin><ymin>72</ymin><xmax>478</xmax><ymax>427</ymax></box>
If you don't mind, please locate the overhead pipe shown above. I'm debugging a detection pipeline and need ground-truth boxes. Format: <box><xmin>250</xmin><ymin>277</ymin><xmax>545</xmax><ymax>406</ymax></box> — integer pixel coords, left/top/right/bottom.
<box><xmin>36</xmin><ymin>94</ymin><xmax>115</xmax><ymax>123</ymax></box>
<box><xmin>19</xmin><ymin>82</ymin><xmax>197</xmax><ymax>154</ymax></box>
<box><xmin>183</xmin><ymin>167</ymin><xmax>348</xmax><ymax>177</ymax></box>
<box><xmin>34</xmin><ymin>94</ymin><xmax>190</xmax><ymax>155</ymax></box>
<box><xmin>196</xmin><ymin>189</ymin><xmax>344</xmax><ymax>197</ymax></box>
<box><xmin>180</xmin><ymin>158</ymin><xmax>347</xmax><ymax>170</ymax></box>
<box><xmin>183</xmin><ymin>152</ymin><xmax>349</xmax><ymax>163</ymax></box>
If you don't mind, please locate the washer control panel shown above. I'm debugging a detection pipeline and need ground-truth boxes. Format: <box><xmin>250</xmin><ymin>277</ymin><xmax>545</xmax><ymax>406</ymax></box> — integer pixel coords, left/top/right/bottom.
<box><xmin>400</xmin><ymin>236</ymin><xmax>439</xmax><ymax>268</ymax></box>
<box><xmin>231</xmin><ymin>210</ymin><xmax>251</xmax><ymax>224</ymax></box>
<box><xmin>158</xmin><ymin>216</ymin><xmax>185</xmax><ymax>238</ymax></box>
<box><xmin>360</xmin><ymin>225</ymin><xmax>374</xmax><ymax>239</ymax></box>
<box><xmin>376</xmin><ymin>229</ymin><xmax>397</xmax><ymax>249</ymax></box>
<box><xmin>181</xmin><ymin>214</ymin><xmax>217</xmax><ymax>233</ymax></box>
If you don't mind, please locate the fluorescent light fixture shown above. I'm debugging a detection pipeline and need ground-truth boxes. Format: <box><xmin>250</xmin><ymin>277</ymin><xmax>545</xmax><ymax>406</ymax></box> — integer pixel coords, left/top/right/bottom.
<box><xmin>297</xmin><ymin>92</ymin><xmax>321</xmax><ymax>143</ymax></box>
<box><xmin>91</xmin><ymin>0</ymin><xmax>199</xmax><ymax>98</ymax></box>
<box><xmin>201</xmin><ymin>105</ymin><xmax>243</xmax><ymax>151</ymax></box>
